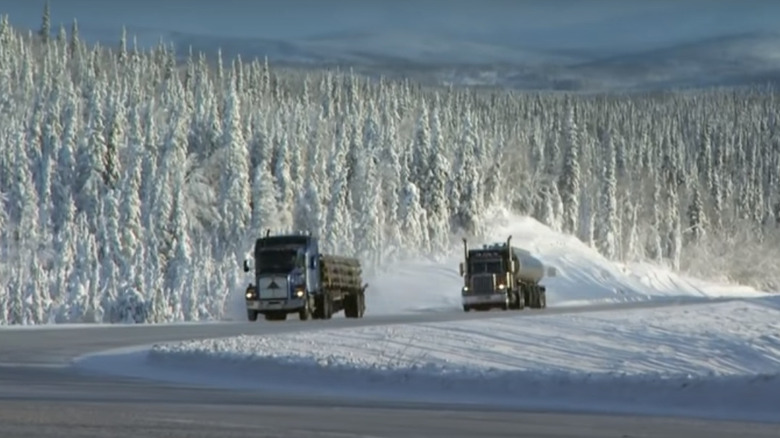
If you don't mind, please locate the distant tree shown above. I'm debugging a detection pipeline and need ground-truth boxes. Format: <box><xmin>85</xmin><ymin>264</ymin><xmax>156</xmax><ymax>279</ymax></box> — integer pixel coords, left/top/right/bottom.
<box><xmin>399</xmin><ymin>182</ymin><xmax>429</xmax><ymax>256</ymax></box>
<box><xmin>596</xmin><ymin>126</ymin><xmax>619</xmax><ymax>259</ymax></box>
<box><xmin>559</xmin><ymin>103</ymin><xmax>580</xmax><ymax>236</ymax></box>
<box><xmin>687</xmin><ymin>184</ymin><xmax>707</xmax><ymax>244</ymax></box>
<box><xmin>39</xmin><ymin>1</ymin><xmax>51</xmax><ymax>43</ymax></box>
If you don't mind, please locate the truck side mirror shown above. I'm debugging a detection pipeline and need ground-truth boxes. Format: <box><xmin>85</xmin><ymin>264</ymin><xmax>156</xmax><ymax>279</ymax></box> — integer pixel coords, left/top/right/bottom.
<box><xmin>459</xmin><ymin>262</ymin><xmax>464</xmax><ymax>276</ymax></box>
<box><xmin>310</xmin><ymin>257</ymin><xmax>317</xmax><ymax>270</ymax></box>
<box><xmin>546</xmin><ymin>267</ymin><xmax>557</xmax><ymax>277</ymax></box>
<box><xmin>243</xmin><ymin>259</ymin><xmax>250</xmax><ymax>273</ymax></box>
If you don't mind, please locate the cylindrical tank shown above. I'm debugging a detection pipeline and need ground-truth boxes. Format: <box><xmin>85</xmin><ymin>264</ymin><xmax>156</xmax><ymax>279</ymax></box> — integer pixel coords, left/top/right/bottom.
<box><xmin>510</xmin><ymin>247</ymin><xmax>545</xmax><ymax>283</ymax></box>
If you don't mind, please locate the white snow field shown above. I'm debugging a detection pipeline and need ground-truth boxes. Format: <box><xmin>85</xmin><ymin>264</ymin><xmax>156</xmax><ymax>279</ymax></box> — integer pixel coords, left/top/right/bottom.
<box><xmin>73</xmin><ymin>211</ymin><xmax>779</xmax><ymax>422</ymax></box>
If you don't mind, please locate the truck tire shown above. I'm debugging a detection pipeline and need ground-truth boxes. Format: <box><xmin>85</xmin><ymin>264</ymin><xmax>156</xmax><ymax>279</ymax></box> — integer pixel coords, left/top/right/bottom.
<box><xmin>517</xmin><ymin>290</ymin><xmax>525</xmax><ymax>310</ymax></box>
<box><xmin>463</xmin><ymin>305</ymin><xmax>470</xmax><ymax>312</ymax></box>
<box><xmin>530</xmin><ymin>286</ymin><xmax>544</xmax><ymax>309</ymax></box>
<box><xmin>344</xmin><ymin>294</ymin><xmax>357</xmax><ymax>318</ymax></box>
<box><xmin>314</xmin><ymin>294</ymin><xmax>333</xmax><ymax>320</ymax></box>
<box><xmin>357</xmin><ymin>293</ymin><xmax>365</xmax><ymax>318</ymax></box>
<box><xmin>247</xmin><ymin>310</ymin><xmax>258</xmax><ymax>322</ymax></box>
<box><xmin>299</xmin><ymin>299</ymin><xmax>312</xmax><ymax>321</ymax></box>
<box><xmin>344</xmin><ymin>293</ymin><xmax>366</xmax><ymax>318</ymax></box>
<box><xmin>323</xmin><ymin>295</ymin><xmax>333</xmax><ymax>319</ymax></box>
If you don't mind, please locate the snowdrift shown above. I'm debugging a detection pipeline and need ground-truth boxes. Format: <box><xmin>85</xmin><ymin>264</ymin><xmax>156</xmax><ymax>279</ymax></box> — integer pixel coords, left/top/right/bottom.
<box><xmin>363</xmin><ymin>209</ymin><xmax>764</xmax><ymax>315</ymax></box>
<box><xmin>78</xmin><ymin>296</ymin><xmax>780</xmax><ymax>422</ymax></box>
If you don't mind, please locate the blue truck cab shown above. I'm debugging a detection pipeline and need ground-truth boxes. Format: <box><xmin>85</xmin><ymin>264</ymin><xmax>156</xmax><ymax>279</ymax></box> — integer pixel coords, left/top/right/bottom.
<box><xmin>242</xmin><ymin>230</ymin><xmax>366</xmax><ymax>322</ymax></box>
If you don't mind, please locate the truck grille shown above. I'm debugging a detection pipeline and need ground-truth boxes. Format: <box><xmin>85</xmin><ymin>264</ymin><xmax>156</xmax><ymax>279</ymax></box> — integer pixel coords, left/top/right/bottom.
<box><xmin>471</xmin><ymin>274</ymin><xmax>495</xmax><ymax>294</ymax></box>
<box><xmin>258</xmin><ymin>276</ymin><xmax>288</xmax><ymax>300</ymax></box>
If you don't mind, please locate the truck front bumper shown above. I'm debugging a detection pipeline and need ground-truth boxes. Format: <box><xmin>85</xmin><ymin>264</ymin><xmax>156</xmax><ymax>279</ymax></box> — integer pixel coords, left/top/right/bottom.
<box><xmin>462</xmin><ymin>293</ymin><xmax>507</xmax><ymax>306</ymax></box>
<box><xmin>246</xmin><ymin>298</ymin><xmax>305</xmax><ymax>312</ymax></box>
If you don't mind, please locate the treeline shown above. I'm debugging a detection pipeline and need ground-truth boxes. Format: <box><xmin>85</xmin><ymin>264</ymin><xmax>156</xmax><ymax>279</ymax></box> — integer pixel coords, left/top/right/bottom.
<box><xmin>0</xmin><ymin>11</ymin><xmax>778</xmax><ymax>324</ymax></box>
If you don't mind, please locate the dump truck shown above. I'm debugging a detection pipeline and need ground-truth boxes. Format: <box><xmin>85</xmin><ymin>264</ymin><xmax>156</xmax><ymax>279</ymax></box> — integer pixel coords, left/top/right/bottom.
<box><xmin>459</xmin><ymin>235</ymin><xmax>550</xmax><ymax>312</ymax></box>
<box><xmin>242</xmin><ymin>230</ymin><xmax>368</xmax><ymax>322</ymax></box>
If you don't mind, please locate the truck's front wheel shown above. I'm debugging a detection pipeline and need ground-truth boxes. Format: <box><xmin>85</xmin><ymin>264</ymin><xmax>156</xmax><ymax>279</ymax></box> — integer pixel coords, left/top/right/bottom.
<box><xmin>314</xmin><ymin>294</ymin><xmax>333</xmax><ymax>320</ymax></box>
<box><xmin>299</xmin><ymin>299</ymin><xmax>312</xmax><ymax>321</ymax></box>
<box><xmin>247</xmin><ymin>309</ymin><xmax>258</xmax><ymax>322</ymax></box>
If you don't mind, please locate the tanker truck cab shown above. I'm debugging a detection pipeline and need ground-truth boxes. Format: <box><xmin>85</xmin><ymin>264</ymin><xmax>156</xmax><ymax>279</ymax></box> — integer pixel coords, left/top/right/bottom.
<box><xmin>460</xmin><ymin>246</ymin><xmax>515</xmax><ymax>311</ymax></box>
<box><xmin>459</xmin><ymin>235</ymin><xmax>548</xmax><ymax>312</ymax></box>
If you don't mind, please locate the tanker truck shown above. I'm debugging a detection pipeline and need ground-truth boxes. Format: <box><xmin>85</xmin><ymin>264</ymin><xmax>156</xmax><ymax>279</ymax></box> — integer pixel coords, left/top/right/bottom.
<box><xmin>242</xmin><ymin>230</ymin><xmax>368</xmax><ymax>322</ymax></box>
<box><xmin>459</xmin><ymin>235</ymin><xmax>550</xmax><ymax>312</ymax></box>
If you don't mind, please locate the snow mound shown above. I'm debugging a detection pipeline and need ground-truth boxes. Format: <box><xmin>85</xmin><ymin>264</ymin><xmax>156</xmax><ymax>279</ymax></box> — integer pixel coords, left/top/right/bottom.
<box><xmin>139</xmin><ymin>296</ymin><xmax>780</xmax><ymax>421</ymax></box>
<box><xmin>364</xmin><ymin>210</ymin><xmax>764</xmax><ymax>315</ymax></box>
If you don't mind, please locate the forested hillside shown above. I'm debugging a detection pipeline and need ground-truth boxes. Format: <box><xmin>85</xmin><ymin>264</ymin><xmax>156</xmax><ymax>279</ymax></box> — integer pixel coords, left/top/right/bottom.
<box><xmin>0</xmin><ymin>14</ymin><xmax>778</xmax><ymax>325</ymax></box>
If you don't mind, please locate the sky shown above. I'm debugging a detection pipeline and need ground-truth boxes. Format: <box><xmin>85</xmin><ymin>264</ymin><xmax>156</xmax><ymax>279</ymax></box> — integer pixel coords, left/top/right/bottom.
<box><xmin>0</xmin><ymin>0</ymin><xmax>778</xmax><ymax>55</ymax></box>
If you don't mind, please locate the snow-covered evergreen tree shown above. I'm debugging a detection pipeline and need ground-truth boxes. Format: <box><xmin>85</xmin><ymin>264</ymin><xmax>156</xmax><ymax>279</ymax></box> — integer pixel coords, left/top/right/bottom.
<box><xmin>217</xmin><ymin>73</ymin><xmax>250</xmax><ymax>258</ymax></box>
<box><xmin>559</xmin><ymin>103</ymin><xmax>580</xmax><ymax>236</ymax></box>
<box><xmin>596</xmin><ymin>127</ymin><xmax>619</xmax><ymax>259</ymax></box>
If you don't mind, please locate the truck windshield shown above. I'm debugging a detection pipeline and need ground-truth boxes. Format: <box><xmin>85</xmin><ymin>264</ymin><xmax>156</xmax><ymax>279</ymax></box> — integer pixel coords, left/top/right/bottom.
<box><xmin>256</xmin><ymin>249</ymin><xmax>300</xmax><ymax>274</ymax></box>
<box><xmin>470</xmin><ymin>260</ymin><xmax>503</xmax><ymax>274</ymax></box>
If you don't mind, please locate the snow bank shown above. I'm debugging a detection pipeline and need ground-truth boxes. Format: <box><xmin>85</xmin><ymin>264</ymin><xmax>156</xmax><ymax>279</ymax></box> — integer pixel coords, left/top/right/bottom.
<box><xmin>138</xmin><ymin>296</ymin><xmax>780</xmax><ymax>421</ymax></box>
<box><xmin>364</xmin><ymin>210</ymin><xmax>764</xmax><ymax>315</ymax></box>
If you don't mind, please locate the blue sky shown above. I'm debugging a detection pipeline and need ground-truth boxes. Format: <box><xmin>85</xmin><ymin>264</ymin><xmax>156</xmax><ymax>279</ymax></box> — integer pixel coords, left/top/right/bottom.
<box><xmin>0</xmin><ymin>0</ymin><xmax>777</xmax><ymax>55</ymax></box>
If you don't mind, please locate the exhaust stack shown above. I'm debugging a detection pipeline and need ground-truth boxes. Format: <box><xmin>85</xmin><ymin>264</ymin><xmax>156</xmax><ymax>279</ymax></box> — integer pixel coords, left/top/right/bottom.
<box><xmin>507</xmin><ymin>235</ymin><xmax>512</xmax><ymax>248</ymax></box>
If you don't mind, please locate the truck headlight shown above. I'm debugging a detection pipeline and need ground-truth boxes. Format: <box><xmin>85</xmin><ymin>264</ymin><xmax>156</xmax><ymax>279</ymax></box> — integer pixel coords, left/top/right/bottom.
<box><xmin>498</xmin><ymin>284</ymin><xmax>506</xmax><ymax>290</ymax></box>
<box><xmin>245</xmin><ymin>288</ymin><xmax>256</xmax><ymax>299</ymax></box>
<box><xmin>295</xmin><ymin>289</ymin><xmax>304</xmax><ymax>297</ymax></box>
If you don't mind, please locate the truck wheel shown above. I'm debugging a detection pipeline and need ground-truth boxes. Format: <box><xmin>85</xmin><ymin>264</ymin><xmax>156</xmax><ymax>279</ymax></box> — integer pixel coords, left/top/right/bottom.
<box><xmin>344</xmin><ymin>295</ymin><xmax>357</xmax><ymax>318</ymax></box>
<box><xmin>299</xmin><ymin>299</ymin><xmax>312</xmax><ymax>321</ymax></box>
<box><xmin>357</xmin><ymin>293</ymin><xmax>365</xmax><ymax>318</ymax></box>
<box><xmin>316</xmin><ymin>295</ymin><xmax>333</xmax><ymax>320</ymax></box>
<box><xmin>532</xmin><ymin>288</ymin><xmax>542</xmax><ymax>309</ymax></box>
<box><xmin>540</xmin><ymin>291</ymin><xmax>547</xmax><ymax>309</ymax></box>
<box><xmin>517</xmin><ymin>291</ymin><xmax>525</xmax><ymax>310</ymax></box>
<box><xmin>463</xmin><ymin>305</ymin><xmax>470</xmax><ymax>312</ymax></box>
<box><xmin>324</xmin><ymin>295</ymin><xmax>333</xmax><ymax>319</ymax></box>
<box><xmin>247</xmin><ymin>310</ymin><xmax>258</xmax><ymax>322</ymax></box>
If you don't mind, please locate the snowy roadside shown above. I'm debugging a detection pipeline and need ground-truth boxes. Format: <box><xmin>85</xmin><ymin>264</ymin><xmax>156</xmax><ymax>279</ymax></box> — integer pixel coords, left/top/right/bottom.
<box><xmin>77</xmin><ymin>295</ymin><xmax>780</xmax><ymax>422</ymax></box>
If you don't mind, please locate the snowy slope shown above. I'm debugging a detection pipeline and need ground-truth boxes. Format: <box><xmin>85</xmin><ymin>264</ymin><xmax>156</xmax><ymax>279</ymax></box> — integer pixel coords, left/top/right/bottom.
<box><xmin>76</xmin><ymin>296</ymin><xmax>780</xmax><ymax>421</ymax></box>
<box><xmin>362</xmin><ymin>209</ymin><xmax>763</xmax><ymax>316</ymax></box>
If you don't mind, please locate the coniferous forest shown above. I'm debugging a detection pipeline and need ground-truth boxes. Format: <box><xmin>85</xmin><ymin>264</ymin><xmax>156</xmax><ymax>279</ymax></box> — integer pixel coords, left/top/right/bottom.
<box><xmin>0</xmin><ymin>12</ymin><xmax>778</xmax><ymax>325</ymax></box>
